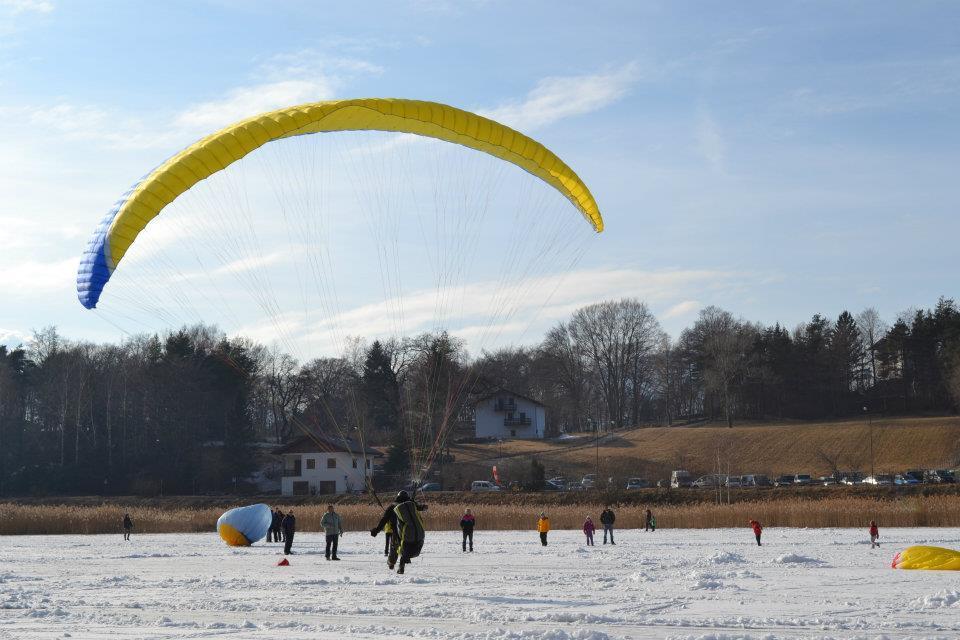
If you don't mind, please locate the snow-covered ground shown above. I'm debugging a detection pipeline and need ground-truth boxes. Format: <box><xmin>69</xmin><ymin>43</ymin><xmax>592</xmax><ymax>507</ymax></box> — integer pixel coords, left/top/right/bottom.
<box><xmin>2</xmin><ymin>527</ymin><xmax>960</xmax><ymax>639</ymax></box>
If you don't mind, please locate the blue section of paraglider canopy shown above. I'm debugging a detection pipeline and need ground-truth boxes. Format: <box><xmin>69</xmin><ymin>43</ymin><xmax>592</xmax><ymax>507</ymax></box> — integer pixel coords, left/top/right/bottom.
<box><xmin>217</xmin><ymin>504</ymin><xmax>273</xmax><ymax>545</ymax></box>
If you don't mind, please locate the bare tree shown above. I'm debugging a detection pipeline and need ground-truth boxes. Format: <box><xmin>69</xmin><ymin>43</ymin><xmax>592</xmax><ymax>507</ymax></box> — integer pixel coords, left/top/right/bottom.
<box><xmin>855</xmin><ymin>307</ymin><xmax>887</xmax><ymax>388</ymax></box>
<box><xmin>568</xmin><ymin>299</ymin><xmax>662</xmax><ymax>429</ymax></box>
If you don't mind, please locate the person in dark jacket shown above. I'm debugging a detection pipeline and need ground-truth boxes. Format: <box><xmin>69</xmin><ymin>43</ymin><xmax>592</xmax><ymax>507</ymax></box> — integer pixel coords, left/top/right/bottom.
<box><xmin>599</xmin><ymin>506</ymin><xmax>616</xmax><ymax>544</ymax></box>
<box><xmin>645</xmin><ymin>509</ymin><xmax>655</xmax><ymax>532</ymax></box>
<box><xmin>270</xmin><ymin>509</ymin><xmax>282</xmax><ymax>542</ymax></box>
<box><xmin>460</xmin><ymin>508</ymin><xmax>475</xmax><ymax>552</ymax></box>
<box><xmin>276</xmin><ymin>509</ymin><xmax>287</xmax><ymax>542</ymax></box>
<box><xmin>282</xmin><ymin>511</ymin><xmax>296</xmax><ymax>554</ymax></box>
<box><xmin>371</xmin><ymin>491</ymin><xmax>427</xmax><ymax>573</ymax></box>
<box><xmin>122</xmin><ymin>513</ymin><xmax>133</xmax><ymax>541</ymax></box>
<box><xmin>371</xmin><ymin>499</ymin><xmax>400</xmax><ymax>566</ymax></box>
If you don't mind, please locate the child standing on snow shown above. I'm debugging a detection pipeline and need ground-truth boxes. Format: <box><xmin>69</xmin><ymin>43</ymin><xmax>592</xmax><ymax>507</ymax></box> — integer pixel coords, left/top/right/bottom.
<box><xmin>869</xmin><ymin>520</ymin><xmax>879</xmax><ymax>548</ymax></box>
<box><xmin>583</xmin><ymin>516</ymin><xmax>596</xmax><ymax>546</ymax></box>
<box><xmin>537</xmin><ymin>513</ymin><xmax>550</xmax><ymax>546</ymax></box>
<box><xmin>749</xmin><ymin>519</ymin><xmax>762</xmax><ymax>546</ymax></box>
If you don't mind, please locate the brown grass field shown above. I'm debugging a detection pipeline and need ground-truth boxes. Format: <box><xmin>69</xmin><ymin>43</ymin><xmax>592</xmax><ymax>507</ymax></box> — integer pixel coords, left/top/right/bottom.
<box><xmin>446</xmin><ymin>415</ymin><xmax>960</xmax><ymax>487</ymax></box>
<box><xmin>4</xmin><ymin>488</ymin><xmax>960</xmax><ymax>535</ymax></box>
<box><xmin>2</xmin><ymin>496</ymin><xmax>960</xmax><ymax>536</ymax></box>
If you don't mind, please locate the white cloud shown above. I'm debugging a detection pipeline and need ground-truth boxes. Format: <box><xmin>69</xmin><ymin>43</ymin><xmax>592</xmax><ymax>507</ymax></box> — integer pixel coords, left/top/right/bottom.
<box><xmin>0</xmin><ymin>326</ymin><xmax>29</xmax><ymax>347</ymax></box>
<box><xmin>481</xmin><ymin>63</ymin><xmax>640</xmax><ymax>132</ymax></box>
<box><xmin>0</xmin><ymin>257</ymin><xmax>76</xmax><ymax>296</ymax></box>
<box><xmin>260</xmin><ymin>266</ymin><xmax>743</xmax><ymax>354</ymax></box>
<box><xmin>174</xmin><ymin>80</ymin><xmax>337</xmax><ymax>132</ymax></box>
<box><xmin>662</xmin><ymin>300</ymin><xmax>701</xmax><ymax>320</ymax></box>
<box><xmin>0</xmin><ymin>0</ymin><xmax>52</xmax><ymax>15</ymax></box>
<box><xmin>210</xmin><ymin>250</ymin><xmax>293</xmax><ymax>277</ymax></box>
<box><xmin>8</xmin><ymin>47</ymin><xmax>385</xmax><ymax>152</ymax></box>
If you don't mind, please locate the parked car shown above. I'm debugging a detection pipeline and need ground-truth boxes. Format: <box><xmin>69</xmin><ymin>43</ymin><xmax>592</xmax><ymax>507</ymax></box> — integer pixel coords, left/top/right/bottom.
<box><xmin>581</xmin><ymin>474</ymin><xmax>597</xmax><ymax>488</ymax></box>
<box><xmin>671</xmin><ymin>470</ymin><xmax>693</xmax><ymax>488</ymax></box>
<box><xmin>925</xmin><ymin>469</ymin><xmax>956</xmax><ymax>484</ymax></box>
<box><xmin>725</xmin><ymin>476</ymin><xmax>743</xmax><ymax>488</ymax></box>
<box><xmin>793</xmin><ymin>474</ymin><xmax>813</xmax><ymax>486</ymax></box>
<box><xmin>470</xmin><ymin>480</ymin><xmax>501</xmax><ymax>492</ymax></box>
<box><xmin>903</xmin><ymin>470</ymin><xmax>925</xmax><ymax>483</ymax></box>
<box><xmin>692</xmin><ymin>474</ymin><xmax>726</xmax><ymax>488</ymax></box>
<box><xmin>774</xmin><ymin>475</ymin><xmax>795</xmax><ymax>487</ymax></box>
<box><xmin>863</xmin><ymin>474</ymin><xmax>894</xmax><ymax>485</ymax></box>
<box><xmin>420</xmin><ymin>482</ymin><xmax>442</xmax><ymax>492</ymax></box>
<box><xmin>840</xmin><ymin>475</ymin><xmax>861</xmax><ymax>485</ymax></box>
<box><xmin>819</xmin><ymin>476</ymin><xmax>838</xmax><ymax>486</ymax></box>
<box><xmin>741</xmin><ymin>474</ymin><xmax>771</xmax><ymax>488</ymax></box>
<box><xmin>548</xmin><ymin>476</ymin><xmax>568</xmax><ymax>488</ymax></box>
<box><xmin>625</xmin><ymin>477</ymin><xmax>650</xmax><ymax>490</ymax></box>
<box><xmin>894</xmin><ymin>474</ymin><xmax>920</xmax><ymax>486</ymax></box>
<box><xmin>543</xmin><ymin>480</ymin><xmax>565</xmax><ymax>491</ymax></box>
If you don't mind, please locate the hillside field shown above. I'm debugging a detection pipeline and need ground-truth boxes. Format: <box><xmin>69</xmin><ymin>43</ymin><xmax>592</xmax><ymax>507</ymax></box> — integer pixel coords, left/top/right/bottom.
<box><xmin>446</xmin><ymin>415</ymin><xmax>960</xmax><ymax>487</ymax></box>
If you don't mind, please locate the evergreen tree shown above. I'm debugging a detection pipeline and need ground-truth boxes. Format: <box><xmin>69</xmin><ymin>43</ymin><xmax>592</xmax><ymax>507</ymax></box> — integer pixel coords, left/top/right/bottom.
<box><xmin>361</xmin><ymin>340</ymin><xmax>400</xmax><ymax>435</ymax></box>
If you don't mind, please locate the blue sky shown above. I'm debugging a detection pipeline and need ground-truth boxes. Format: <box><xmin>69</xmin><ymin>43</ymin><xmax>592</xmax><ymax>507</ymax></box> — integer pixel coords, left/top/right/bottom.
<box><xmin>1</xmin><ymin>1</ymin><xmax>958</xmax><ymax>355</ymax></box>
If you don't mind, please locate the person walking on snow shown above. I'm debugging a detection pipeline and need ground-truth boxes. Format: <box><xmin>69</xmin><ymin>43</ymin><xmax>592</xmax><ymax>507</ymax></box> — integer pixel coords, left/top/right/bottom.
<box><xmin>460</xmin><ymin>508</ymin><xmax>475</xmax><ymax>552</ymax></box>
<box><xmin>122</xmin><ymin>513</ymin><xmax>133</xmax><ymax>541</ymax></box>
<box><xmin>869</xmin><ymin>520</ymin><xmax>880</xmax><ymax>548</ymax></box>
<box><xmin>749</xmin><ymin>519</ymin><xmax>762</xmax><ymax>546</ymax></box>
<box><xmin>282</xmin><ymin>511</ymin><xmax>296</xmax><ymax>555</ymax></box>
<box><xmin>600</xmin><ymin>506</ymin><xmax>616</xmax><ymax>544</ymax></box>
<box><xmin>583</xmin><ymin>516</ymin><xmax>596</xmax><ymax>546</ymax></box>
<box><xmin>320</xmin><ymin>505</ymin><xmax>343</xmax><ymax>560</ymax></box>
<box><xmin>537</xmin><ymin>513</ymin><xmax>550</xmax><ymax>546</ymax></box>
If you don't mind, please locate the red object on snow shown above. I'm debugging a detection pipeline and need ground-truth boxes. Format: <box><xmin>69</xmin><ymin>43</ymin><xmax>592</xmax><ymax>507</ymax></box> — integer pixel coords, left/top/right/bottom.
<box><xmin>277</xmin><ymin>558</ymin><xmax>290</xmax><ymax>566</ymax></box>
<box><xmin>891</xmin><ymin>552</ymin><xmax>901</xmax><ymax>569</ymax></box>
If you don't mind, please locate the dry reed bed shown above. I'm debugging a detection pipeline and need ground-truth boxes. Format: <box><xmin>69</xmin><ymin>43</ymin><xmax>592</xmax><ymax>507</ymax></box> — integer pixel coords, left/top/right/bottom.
<box><xmin>3</xmin><ymin>495</ymin><xmax>960</xmax><ymax>536</ymax></box>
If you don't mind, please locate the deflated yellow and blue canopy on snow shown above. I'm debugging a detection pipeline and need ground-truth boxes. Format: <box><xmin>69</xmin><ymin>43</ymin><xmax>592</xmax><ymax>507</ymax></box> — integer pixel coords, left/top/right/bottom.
<box><xmin>217</xmin><ymin>504</ymin><xmax>273</xmax><ymax>547</ymax></box>
<box><xmin>892</xmin><ymin>545</ymin><xmax>960</xmax><ymax>570</ymax></box>
<box><xmin>76</xmin><ymin>98</ymin><xmax>604</xmax><ymax>310</ymax></box>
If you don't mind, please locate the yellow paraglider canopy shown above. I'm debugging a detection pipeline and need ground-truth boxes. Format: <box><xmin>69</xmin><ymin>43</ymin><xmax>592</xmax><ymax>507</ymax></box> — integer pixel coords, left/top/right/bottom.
<box><xmin>892</xmin><ymin>545</ymin><xmax>960</xmax><ymax>570</ymax></box>
<box><xmin>77</xmin><ymin>98</ymin><xmax>603</xmax><ymax>310</ymax></box>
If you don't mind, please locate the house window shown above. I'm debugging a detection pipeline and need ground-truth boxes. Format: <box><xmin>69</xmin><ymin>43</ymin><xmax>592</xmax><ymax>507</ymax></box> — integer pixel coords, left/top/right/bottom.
<box><xmin>510</xmin><ymin>429</ymin><xmax>516</xmax><ymax>437</ymax></box>
<box><xmin>352</xmin><ymin>459</ymin><xmax>358</xmax><ymax>469</ymax></box>
<box><xmin>327</xmin><ymin>457</ymin><xmax>337</xmax><ymax>469</ymax></box>
<box><xmin>306</xmin><ymin>457</ymin><xmax>316</xmax><ymax>470</ymax></box>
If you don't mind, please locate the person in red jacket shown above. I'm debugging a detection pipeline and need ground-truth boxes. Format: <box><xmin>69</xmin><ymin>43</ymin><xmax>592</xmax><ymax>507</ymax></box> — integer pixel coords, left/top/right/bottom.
<box><xmin>869</xmin><ymin>520</ymin><xmax>879</xmax><ymax>548</ymax></box>
<box><xmin>749</xmin><ymin>519</ymin><xmax>763</xmax><ymax>546</ymax></box>
<box><xmin>583</xmin><ymin>516</ymin><xmax>596</xmax><ymax>546</ymax></box>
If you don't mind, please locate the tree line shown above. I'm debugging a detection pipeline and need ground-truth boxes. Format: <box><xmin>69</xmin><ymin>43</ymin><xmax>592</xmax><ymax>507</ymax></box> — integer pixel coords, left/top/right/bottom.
<box><xmin>1</xmin><ymin>297</ymin><xmax>958</xmax><ymax>495</ymax></box>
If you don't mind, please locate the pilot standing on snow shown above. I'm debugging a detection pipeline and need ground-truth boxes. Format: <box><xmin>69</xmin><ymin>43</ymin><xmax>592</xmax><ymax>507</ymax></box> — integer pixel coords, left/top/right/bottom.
<box><xmin>282</xmin><ymin>511</ymin><xmax>296</xmax><ymax>555</ymax></box>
